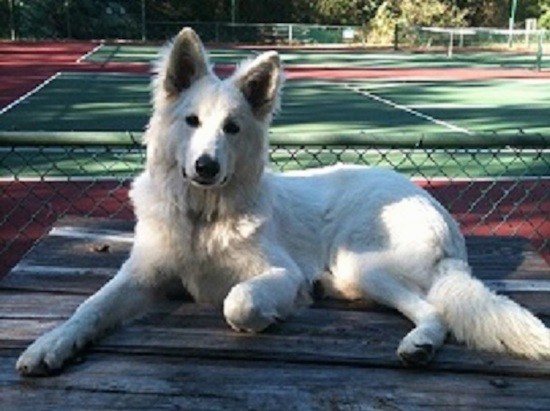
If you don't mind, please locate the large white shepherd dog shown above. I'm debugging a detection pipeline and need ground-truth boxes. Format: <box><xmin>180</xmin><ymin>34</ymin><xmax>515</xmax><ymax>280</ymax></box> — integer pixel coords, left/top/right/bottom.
<box><xmin>17</xmin><ymin>28</ymin><xmax>549</xmax><ymax>375</ymax></box>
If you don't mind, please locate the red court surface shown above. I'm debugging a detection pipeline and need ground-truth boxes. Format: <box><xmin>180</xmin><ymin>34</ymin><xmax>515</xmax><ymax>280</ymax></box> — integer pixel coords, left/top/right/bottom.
<box><xmin>0</xmin><ymin>41</ymin><xmax>148</xmax><ymax>107</ymax></box>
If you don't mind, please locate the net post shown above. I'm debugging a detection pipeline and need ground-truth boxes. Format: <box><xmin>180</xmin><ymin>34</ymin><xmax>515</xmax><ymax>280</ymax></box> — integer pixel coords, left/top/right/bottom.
<box><xmin>393</xmin><ymin>24</ymin><xmax>399</xmax><ymax>51</ymax></box>
<box><xmin>536</xmin><ymin>31</ymin><xmax>543</xmax><ymax>72</ymax></box>
<box><xmin>288</xmin><ymin>24</ymin><xmax>293</xmax><ymax>44</ymax></box>
<box><xmin>508</xmin><ymin>0</ymin><xmax>518</xmax><ymax>47</ymax></box>
<box><xmin>448</xmin><ymin>30</ymin><xmax>454</xmax><ymax>58</ymax></box>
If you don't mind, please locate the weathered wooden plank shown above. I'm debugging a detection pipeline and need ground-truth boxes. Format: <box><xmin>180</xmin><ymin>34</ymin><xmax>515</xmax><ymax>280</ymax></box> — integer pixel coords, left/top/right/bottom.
<box><xmin>3</xmin><ymin>302</ymin><xmax>548</xmax><ymax>378</ymax></box>
<box><xmin>0</xmin><ymin>292</ymin><xmax>182</xmax><ymax>320</ymax></box>
<box><xmin>1</xmin><ymin>226</ymin><xmax>548</xmax><ymax>295</ymax></box>
<box><xmin>0</xmin><ymin>273</ymin><xmax>110</xmax><ymax>295</ymax></box>
<box><xmin>1</xmin><ymin>289</ymin><xmax>548</xmax><ymax>322</ymax></box>
<box><xmin>1</xmin><ymin>217</ymin><xmax>548</xmax><ymax>388</ymax></box>
<box><xmin>46</xmin><ymin>216</ymin><xmax>135</xmax><ymax>232</ymax></box>
<box><xmin>1</xmin><ymin>352</ymin><xmax>549</xmax><ymax>411</ymax></box>
<box><xmin>14</xmin><ymin>234</ymin><xmax>131</xmax><ymax>270</ymax></box>
<box><xmin>9</xmin><ymin>217</ymin><xmax>550</xmax><ymax>278</ymax></box>
<box><xmin>0</xmin><ymin>292</ymin><xmax>85</xmax><ymax>319</ymax></box>
<box><xmin>49</xmin><ymin>225</ymin><xmax>134</xmax><ymax>243</ymax></box>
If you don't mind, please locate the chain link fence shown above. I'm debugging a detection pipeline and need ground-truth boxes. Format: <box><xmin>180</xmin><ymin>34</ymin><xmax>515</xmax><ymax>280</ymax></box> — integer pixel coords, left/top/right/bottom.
<box><xmin>392</xmin><ymin>25</ymin><xmax>549</xmax><ymax>70</ymax></box>
<box><xmin>396</xmin><ymin>25</ymin><xmax>550</xmax><ymax>50</ymax></box>
<box><xmin>0</xmin><ymin>0</ymin><xmax>362</xmax><ymax>44</ymax></box>
<box><xmin>1</xmin><ymin>133</ymin><xmax>548</xmax><ymax>277</ymax></box>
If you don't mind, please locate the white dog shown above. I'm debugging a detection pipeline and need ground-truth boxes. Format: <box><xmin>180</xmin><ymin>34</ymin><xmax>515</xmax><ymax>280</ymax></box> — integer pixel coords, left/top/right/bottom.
<box><xmin>17</xmin><ymin>28</ymin><xmax>549</xmax><ymax>376</ymax></box>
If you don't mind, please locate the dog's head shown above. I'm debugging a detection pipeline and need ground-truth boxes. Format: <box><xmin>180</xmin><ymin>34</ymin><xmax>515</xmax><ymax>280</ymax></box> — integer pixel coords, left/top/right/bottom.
<box><xmin>149</xmin><ymin>27</ymin><xmax>283</xmax><ymax>189</ymax></box>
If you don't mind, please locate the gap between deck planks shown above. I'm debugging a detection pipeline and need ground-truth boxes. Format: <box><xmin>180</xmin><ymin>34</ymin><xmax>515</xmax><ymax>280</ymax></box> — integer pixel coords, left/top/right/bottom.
<box><xmin>0</xmin><ymin>216</ymin><xmax>549</xmax><ymax>411</ymax></box>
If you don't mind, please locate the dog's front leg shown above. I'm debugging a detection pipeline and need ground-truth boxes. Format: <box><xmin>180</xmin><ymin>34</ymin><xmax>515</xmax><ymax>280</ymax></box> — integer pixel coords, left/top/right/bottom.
<box><xmin>223</xmin><ymin>266</ymin><xmax>306</xmax><ymax>333</ymax></box>
<box><xmin>16</xmin><ymin>258</ymin><xmax>159</xmax><ymax>376</ymax></box>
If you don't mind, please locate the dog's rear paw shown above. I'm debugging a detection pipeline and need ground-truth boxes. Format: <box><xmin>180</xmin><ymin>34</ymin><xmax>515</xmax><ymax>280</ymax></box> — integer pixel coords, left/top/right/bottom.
<box><xmin>397</xmin><ymin>325</ymin><xmax>445</xmax><ymax>366</ymax></box>
<box><xmin>16</xmin><ymin>324</ymin><xmax>86</xmax><ymax>377</ymax></box>
<box><xmin>398</xmin><ymin>343</ymin><xmax>435</xmax><ymax>366</ymax></box>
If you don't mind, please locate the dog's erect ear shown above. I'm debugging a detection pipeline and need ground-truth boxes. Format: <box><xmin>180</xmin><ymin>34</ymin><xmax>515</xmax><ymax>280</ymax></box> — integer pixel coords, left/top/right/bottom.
<box><xmin>233</xmin><ymin>51</ymin><xmax>283</xmax><ymax>119</ymax></box>
<box><xmin>163</xmin><ymin>27</ymin><xmax>209</xmax><ymax>97</ymax></box>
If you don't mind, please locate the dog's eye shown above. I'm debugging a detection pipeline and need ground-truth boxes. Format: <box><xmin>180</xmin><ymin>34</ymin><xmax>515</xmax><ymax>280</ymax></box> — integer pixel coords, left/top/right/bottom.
<box><xmin>223</xmin><ymin>120</ymin><xmax>240</xmax><ymax>134</ymax></box>
<box><xmin>185</xmin><ymin>115</ymin><xmax>200</xmax><ymax>128</ymax></box>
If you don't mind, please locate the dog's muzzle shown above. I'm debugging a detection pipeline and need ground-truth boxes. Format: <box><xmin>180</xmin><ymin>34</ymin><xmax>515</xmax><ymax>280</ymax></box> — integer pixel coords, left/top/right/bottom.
<box><xmin>183</xmin><ymin>154</ymin><xmax>229</xmax><ymax>188</ymax></box>
<box><xmin>195</xmin><ymin>154</ymin><xmax>220</xmax><ymax>181</ymax></box>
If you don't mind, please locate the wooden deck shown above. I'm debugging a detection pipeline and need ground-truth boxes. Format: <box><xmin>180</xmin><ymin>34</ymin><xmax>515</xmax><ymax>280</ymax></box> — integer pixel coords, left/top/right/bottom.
<box><xmin>1</xmin><ymin>217</ymin><xmax>549</xmax><ymax>410</ymax></box>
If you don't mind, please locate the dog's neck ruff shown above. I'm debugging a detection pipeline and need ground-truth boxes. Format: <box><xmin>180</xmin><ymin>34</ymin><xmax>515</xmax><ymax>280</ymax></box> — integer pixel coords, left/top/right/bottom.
<box><xmin>159</xmin><ymin>168</ymin><xmax>266</xmax><ymax>225</ymax></box>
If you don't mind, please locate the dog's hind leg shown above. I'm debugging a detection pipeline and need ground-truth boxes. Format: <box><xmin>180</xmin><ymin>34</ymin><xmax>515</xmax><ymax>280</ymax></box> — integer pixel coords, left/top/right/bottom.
<box><xmin>16</xmin><ymin>259</ymin><xmax>160</xmax><ymax>376</ymax></box>
<box><xmin>327</xmin><ymin>253</ymin><xmax>448</xmax><ymax>366</ymax></box>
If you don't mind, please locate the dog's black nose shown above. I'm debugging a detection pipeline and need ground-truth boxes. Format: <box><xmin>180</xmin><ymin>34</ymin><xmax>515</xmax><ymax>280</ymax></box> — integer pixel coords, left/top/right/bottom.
<box><xmin>195</xmin><ymin>154</ymin><xmax>220</xmax><ymax>179</ymax></box>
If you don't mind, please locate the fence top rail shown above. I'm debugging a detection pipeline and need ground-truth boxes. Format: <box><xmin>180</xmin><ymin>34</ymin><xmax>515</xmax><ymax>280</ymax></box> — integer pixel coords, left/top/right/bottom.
<box><xmin>0</xmin><ymin>131</ymin><xmax>548</xmax><ymax>149</ymax></box>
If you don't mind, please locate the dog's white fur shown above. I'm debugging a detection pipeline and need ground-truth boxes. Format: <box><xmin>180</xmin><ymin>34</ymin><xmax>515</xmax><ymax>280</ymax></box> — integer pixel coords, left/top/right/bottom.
<box><xmin>17</xmin><ymin>28</ymin><xmax>549</xmax><ymax>376</ymax></box>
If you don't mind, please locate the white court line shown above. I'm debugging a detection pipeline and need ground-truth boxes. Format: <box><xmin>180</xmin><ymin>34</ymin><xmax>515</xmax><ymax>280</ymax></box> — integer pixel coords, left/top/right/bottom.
<box><xmin>0</xmin><ymin>72</ymin><xmax>61</xmax><ymax>116</ymax></box>
<box><xmin>408</xmin><ymin>104</ymin><xmax>493</xmax><ymax>109</ymax></box>
<box><xmin>344</xmin><ymin>83</ymin><xmax>473</xmax><ymax>135</ymax></box>
<box><xmin>76</xmin><ymin>43</ymin><xmax>103</xmax><ymax>63</ymax></box>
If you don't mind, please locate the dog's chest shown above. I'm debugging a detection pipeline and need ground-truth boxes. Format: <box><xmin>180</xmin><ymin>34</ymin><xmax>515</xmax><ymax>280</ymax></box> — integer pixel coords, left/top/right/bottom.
<box><xmin>175</xmin><ymin>216</ymin><xmax>268</xmax><ymax>303</ymax></box>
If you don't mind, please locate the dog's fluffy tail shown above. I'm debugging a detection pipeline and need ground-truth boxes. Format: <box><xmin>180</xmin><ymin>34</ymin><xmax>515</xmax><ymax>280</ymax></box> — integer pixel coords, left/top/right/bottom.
<box><xmin>427</xmin><ymin>259</ymin><xmax>550</xmax><ymax>359</ymax></box>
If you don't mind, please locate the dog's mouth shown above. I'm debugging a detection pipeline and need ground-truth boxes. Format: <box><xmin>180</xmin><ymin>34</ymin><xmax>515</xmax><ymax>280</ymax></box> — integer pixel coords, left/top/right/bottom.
<box><xmin>182</xmin><ymin>168</ymin><xmax>230</xmax><ymax>189</ymax></box>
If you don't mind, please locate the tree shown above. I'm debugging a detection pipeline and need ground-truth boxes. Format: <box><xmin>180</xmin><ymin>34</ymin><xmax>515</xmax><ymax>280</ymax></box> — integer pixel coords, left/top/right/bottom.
<box><xmin>368</xmin><ymin>0</ymin><xmax>467</xmax><ymax>43</ymax></box>
<box><xmin>539</xmin><ymin>0</ymin><xmax>550</xmax><ymax>28</ymax></box>
<box><xmin>314</xmin><ymin>0</ymin><xmax>385</xmax><ymax>25</ymax></box>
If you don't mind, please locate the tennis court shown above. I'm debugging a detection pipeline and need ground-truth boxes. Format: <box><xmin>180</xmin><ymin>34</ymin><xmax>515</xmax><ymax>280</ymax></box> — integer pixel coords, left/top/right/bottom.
<box><xmin>0</xmin><ymin>41</ymin><xmax>549</xmax><ymax>276</ymax></box>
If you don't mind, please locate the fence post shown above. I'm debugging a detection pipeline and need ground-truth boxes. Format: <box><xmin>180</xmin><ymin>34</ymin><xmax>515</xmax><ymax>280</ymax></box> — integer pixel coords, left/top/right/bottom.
<box><xmin>65</xmin><ymin>0</ymin><xmax>71</xmax><ymax>39</ymax></box>
<box><xmin>141</xmin><ymin>0</ymin><xmax>146</xmax><ymax>41</ymax></box>
<box><xmin>9</xmin><ymin>0</ymin><xmax>15</xmax><ymax>40</ymax></box>
<box><xmin>535</xmin><ymin>31</ymin><xmax>543</xmax><ymax>72</ymax></box>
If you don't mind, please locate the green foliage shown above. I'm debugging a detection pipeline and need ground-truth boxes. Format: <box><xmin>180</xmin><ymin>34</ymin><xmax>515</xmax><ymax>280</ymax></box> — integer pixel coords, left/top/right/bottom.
<box><xmin>369</xmin><ymin>0</ymin><xmax>467</xmax><ymax>44</ymax></box>
<box><xmin>539</xmin><ymin>0</ymin><xmax>550</xmax><ymax>28</ymax></box>
<box><xmin>10</xmin><ymin>0</ymin><xmax>141</xmax><ymax>39</ymax></box>
<box><xmin>313</xmin><ymin>0</ymin><xmax>385</xmax><ymax>25</ymax></box>
<box><xmin>0</xmin><ymin>0</ymin><xmax>10</xmax><ymax>38</ymax></box>
<box><xmin>456</xmin><ymin>0</ymin><xmax>509</xmax><ymax>27</ymax></box>
<box><xmin>16</xmin><ymin>0</ymin><xmax>66</xmax><ymax>39</ymax></box>
<box><xmin>2</xmin><ymin>0</ymin><xmax>550</xmax><ymax>40</ymax></box>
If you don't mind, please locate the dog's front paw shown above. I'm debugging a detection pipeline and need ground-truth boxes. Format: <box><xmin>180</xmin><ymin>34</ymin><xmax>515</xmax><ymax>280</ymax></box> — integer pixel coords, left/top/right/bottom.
<box><xmin>16</xmin><ymin>323</ymin><xmax>88</xmax><ymax>376</ymax></box>
<box><xmin>223</xmin><ymin>283</ymin><xmax>279</xmax><ymax>333</ymax></box>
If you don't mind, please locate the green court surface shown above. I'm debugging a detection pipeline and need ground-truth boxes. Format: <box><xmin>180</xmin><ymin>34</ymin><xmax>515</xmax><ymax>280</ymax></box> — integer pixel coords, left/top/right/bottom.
<box><xmin>1</xmin><ymin>72</ymin><xmax>549</xmax><ymax>135</ymax></box>
<box><xmin>1</xmin><ymin>72</ymin><xmax>548</xmax><ymax>178</ymax></box>
<box><xmin>87</xmin><ymin>44</ymin><xmax>548</xmax><ymax>69</ymax></box>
